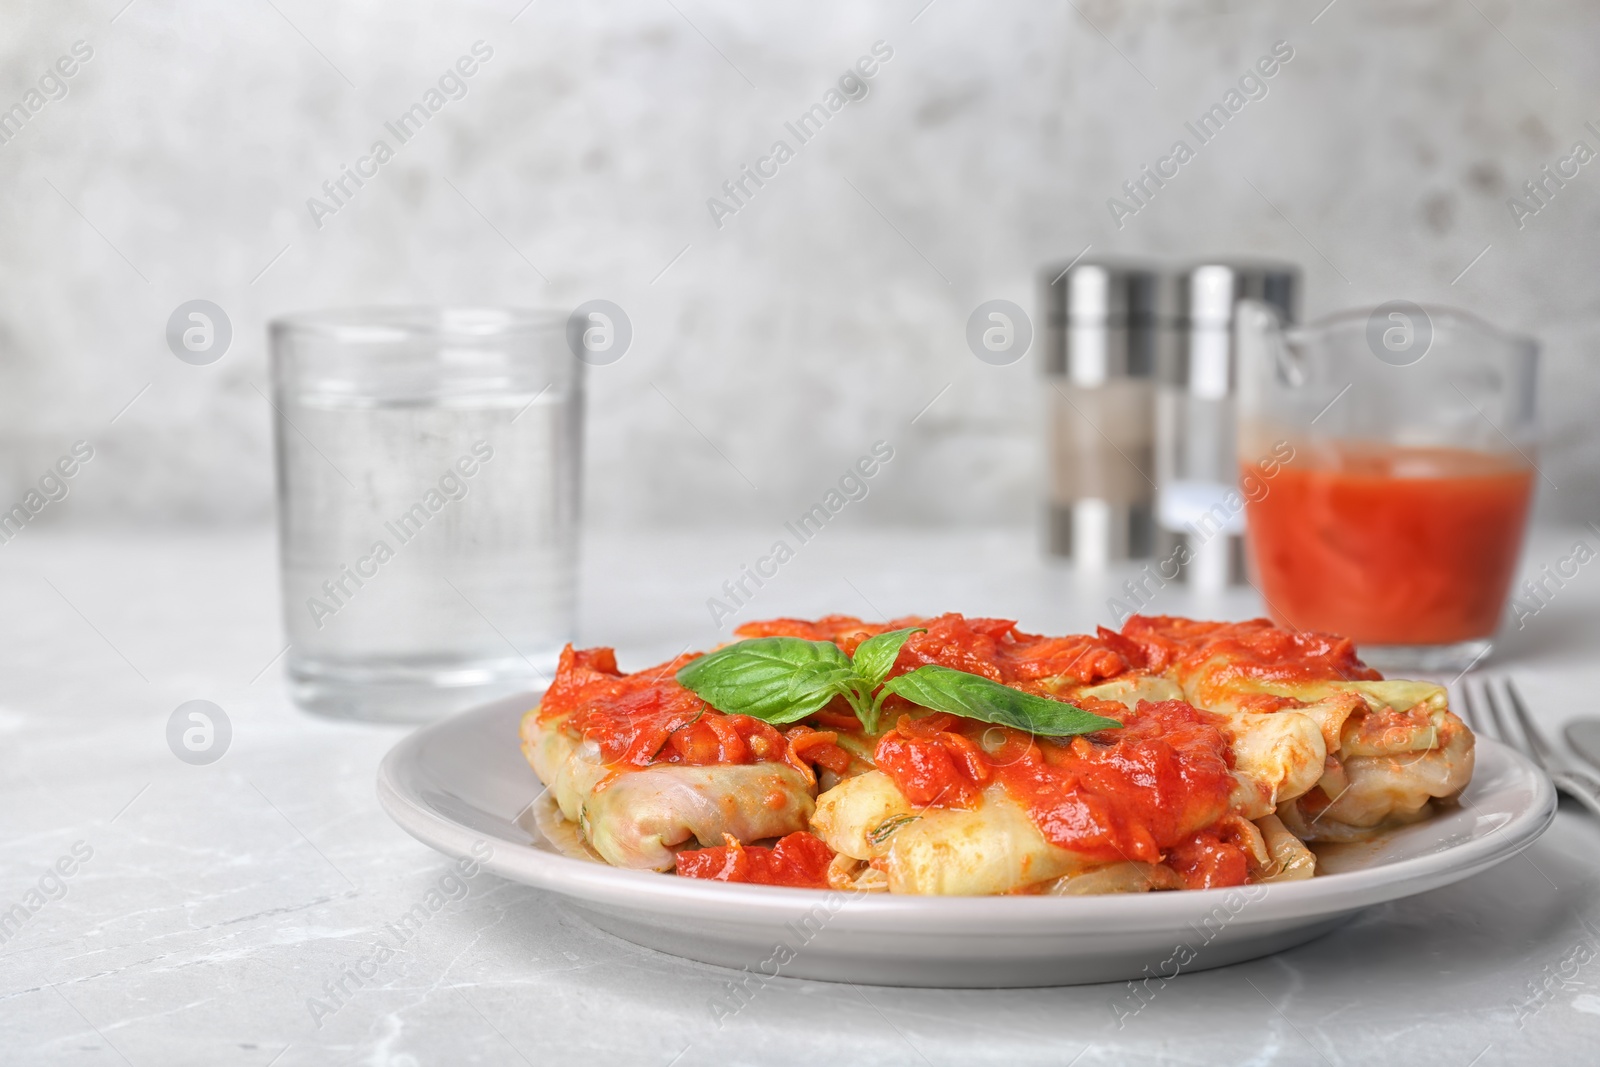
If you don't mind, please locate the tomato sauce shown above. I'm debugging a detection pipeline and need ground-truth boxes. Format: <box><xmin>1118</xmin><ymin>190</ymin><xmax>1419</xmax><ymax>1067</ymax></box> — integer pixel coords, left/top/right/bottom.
<box><xmin>1244</xmin><ymin>444</ymin><xmax>1533</xmax><ymax>645</ymax></box>
<box><xmin>1165</xmin><ymin>828</ymin><xmax>1251</xmax><ymax>890</ymax></box>
<box><xmin>675</xmin><ymin>831</ymin><xmax>835</xmax><ymax>888</ymax></box>
<box><xmin>540</xmin><ymin>645</ymin><xmax>791</xmax><ymax>770</ymax></box>
<box><xmin>873</xmin><ymin>702</ymin><xmax>1242</xmax><ymax>878</ymax></box>
<box><xmin>545</xmin><ymin>621</ymin><xmax>1258</xmax><ymax>888</ymax></box>
<box><xmin>873</xmin><ymin>713</ymin><xmax>993</xmax><ymax>807</ymax></box>
<box><xmin>1122</xmin><ymin>615</ymin><xmax>1380</xmax><ymax>686</ymax></box>
<box><xmin>739</xmin><ymin>613</ymin><xmax>1140</xmax><ymax>689</ymax></box>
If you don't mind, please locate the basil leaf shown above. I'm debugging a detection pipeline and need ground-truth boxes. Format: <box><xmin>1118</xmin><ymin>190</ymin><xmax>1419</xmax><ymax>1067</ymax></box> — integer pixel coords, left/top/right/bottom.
<box><xmin>880</xmin><ymin>665</ymin><xmax>1122</xmax><ymax>737</ymax></box>
<box><xmin>849</xmin><ymin>627</ymin><xmax>925</xmax><ymax>689</ymax></box>
<box><xmin>675</xmin><ymin>637</ymin><xmax>855</xmax><ymax>725</ymax></box>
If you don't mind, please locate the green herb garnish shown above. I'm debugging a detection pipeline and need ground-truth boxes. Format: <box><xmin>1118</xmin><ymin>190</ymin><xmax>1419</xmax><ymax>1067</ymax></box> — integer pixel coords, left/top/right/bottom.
<box><xmin>880</xmin><ymin>665</ymin><xmax>1122</xmax><ymax>737</ymax></box>
<box><xmin>674</xmin><ymin>628</ymin><xmax>1121</xmax><ymax>738</ymax></box>
<box><xmin>868</xmin><ymin>813</ymin><xmax>920</xmax><ymax>844</ymax></box>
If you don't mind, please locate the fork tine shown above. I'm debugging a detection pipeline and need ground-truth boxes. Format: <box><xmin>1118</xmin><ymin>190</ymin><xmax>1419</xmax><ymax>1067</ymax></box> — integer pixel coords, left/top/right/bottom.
<box><xmin>1501</xmin><ymin>678</ymin><xmax>1553</xmax><ymax>763</ymax></box>
<box><xmin>1481</xmin><ymin>680</ymin><xmax>1516</xmax><ymax>751</ymax></box>
<box><xmin>1456</xmin><ymin>678</ymin><xmax>1484</xmax><ymax>733</ymax></box>
<box><xmin>1483</xmin><ymin>678</ymin><xmax>1541</xmax><ymax>768</ymax></box>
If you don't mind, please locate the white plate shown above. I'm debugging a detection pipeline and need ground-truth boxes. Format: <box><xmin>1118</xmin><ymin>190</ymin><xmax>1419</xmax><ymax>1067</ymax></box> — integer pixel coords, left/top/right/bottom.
<box><xmin>377</xmin><ymin>691</ymin><xmax>1556</xmax><ymax>987</ymax></box>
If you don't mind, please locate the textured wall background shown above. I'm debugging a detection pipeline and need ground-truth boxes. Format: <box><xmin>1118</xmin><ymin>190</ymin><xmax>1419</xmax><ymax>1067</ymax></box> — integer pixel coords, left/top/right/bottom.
<box><xmin>1</xmin><ymin>0</ymin><xmax>1596</xmax><ymax>533</ymax></box>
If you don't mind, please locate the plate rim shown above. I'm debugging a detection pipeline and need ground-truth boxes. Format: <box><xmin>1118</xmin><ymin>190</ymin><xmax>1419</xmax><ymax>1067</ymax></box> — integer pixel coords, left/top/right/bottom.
<box><xmin>376</xmin><ymin>689</ymin><xmax>1558</xmax><ymax>930</ymax></box>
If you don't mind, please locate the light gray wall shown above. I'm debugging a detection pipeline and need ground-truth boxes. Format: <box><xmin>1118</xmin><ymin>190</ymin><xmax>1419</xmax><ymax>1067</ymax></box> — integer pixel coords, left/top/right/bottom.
<box><xmin>1</xmin><ymin>0</ymin><xmax>1595</xmax><ymax>532</ymax></box>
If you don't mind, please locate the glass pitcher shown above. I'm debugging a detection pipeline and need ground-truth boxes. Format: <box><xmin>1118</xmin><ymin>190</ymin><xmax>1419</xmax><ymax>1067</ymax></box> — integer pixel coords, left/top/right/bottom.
<box><xmin>1233</xmin><ymin>300</ymin><xmax>1539</xmax><ymax>671</ymax></box>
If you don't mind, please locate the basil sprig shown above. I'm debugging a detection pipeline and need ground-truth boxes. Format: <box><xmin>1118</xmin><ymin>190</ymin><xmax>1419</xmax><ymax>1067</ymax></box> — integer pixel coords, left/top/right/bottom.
<box><xmin>676</xmin><ymin>628</ymin><xmax>921</xmax><ymax>733</ymax></box>
<box><xmin>880</xmin><ymin>665</ymin><xmax>1121</xmax><ymax>736</ymax></box>
<box><xmin>675</xmin><ymin>629</ymin><xmax>1121</xmax><ymax>737</ymax></box>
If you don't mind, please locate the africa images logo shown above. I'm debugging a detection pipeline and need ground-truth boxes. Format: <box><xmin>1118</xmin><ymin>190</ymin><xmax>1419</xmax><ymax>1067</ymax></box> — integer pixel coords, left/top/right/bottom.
<box><xmin>305</xmin><ymin>41</ymin><xmax>494</xmax><ymax>229</ymax></box>
<box><xmin>1106</xmin><ymin>40</ymin><xmax>1294</xmax><ymax>229</ymax></box>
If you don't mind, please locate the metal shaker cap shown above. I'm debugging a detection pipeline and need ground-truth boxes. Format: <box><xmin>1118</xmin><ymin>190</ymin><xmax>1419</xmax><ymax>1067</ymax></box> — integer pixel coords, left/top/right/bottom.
<box><xmin>1176</xmin><ymin>259</ymin><xmax>1298</xmax><ymax>326</ymax></box>
<box><xmin>1039</xmin><ymin>259</ymin><xmax>1163</xmax><ymax>385</ymax></box>
<box><xmin>1172</xmin><ymin>259</ymin><xmax>1299</xmax><ymax>398</ymax></box>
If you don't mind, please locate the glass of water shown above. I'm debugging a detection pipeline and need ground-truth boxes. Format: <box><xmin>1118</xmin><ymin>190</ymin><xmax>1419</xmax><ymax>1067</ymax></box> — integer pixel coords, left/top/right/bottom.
<box><xmin>269</xmin><ymin>307</ymin><xmax>581</xmax><ymax>722</ymax></box>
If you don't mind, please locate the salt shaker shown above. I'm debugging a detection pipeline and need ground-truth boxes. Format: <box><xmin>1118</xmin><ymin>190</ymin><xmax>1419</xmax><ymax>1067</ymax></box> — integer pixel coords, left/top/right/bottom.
<box><xmin>1155</xmin><ymin>260</ymin><xmax>1299</xmax><ymax>591</ymax></box>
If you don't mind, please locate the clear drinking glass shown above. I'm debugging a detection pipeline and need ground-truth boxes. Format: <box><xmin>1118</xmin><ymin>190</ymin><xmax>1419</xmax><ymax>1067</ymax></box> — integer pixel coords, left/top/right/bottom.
<box><xmin>269</xmin><ymin>308</ymin><xmax>581</xmax><ymax>722</ymax></box>
<box><xmin>1234</xmin><ymin>301</ymin><xmax>1538</xmax><ymax>671</ymax></box>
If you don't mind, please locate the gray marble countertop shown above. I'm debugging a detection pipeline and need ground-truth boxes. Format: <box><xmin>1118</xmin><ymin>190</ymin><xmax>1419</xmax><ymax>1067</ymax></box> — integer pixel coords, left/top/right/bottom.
<box><xmin>2</xmin><ymin>525</ymin><xmax>1598</xmax><ymax>1066</ymax></box>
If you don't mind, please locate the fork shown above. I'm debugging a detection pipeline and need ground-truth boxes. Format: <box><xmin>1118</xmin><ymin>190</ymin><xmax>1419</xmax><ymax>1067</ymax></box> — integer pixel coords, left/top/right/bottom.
<box><xmin>1458</xmin><ymin>675</ymin><xmax>1600</xmax><ymax>821</ymax></box>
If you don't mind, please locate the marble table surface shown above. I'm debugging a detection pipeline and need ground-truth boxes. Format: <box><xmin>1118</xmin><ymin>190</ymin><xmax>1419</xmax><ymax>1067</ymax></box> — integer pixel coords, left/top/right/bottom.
<box><xmin>2</xmin><ymin>524</ymin><xmax>1598</xmax><ymax>1066</ymax></box>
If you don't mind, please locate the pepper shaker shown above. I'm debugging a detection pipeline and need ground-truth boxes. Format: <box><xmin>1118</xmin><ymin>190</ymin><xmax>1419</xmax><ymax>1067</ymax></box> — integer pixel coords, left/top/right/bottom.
<box><xmin>1040</xmin><ymin>259</ymin><xmax>1160</xmax><ymax>569</ymax></box>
